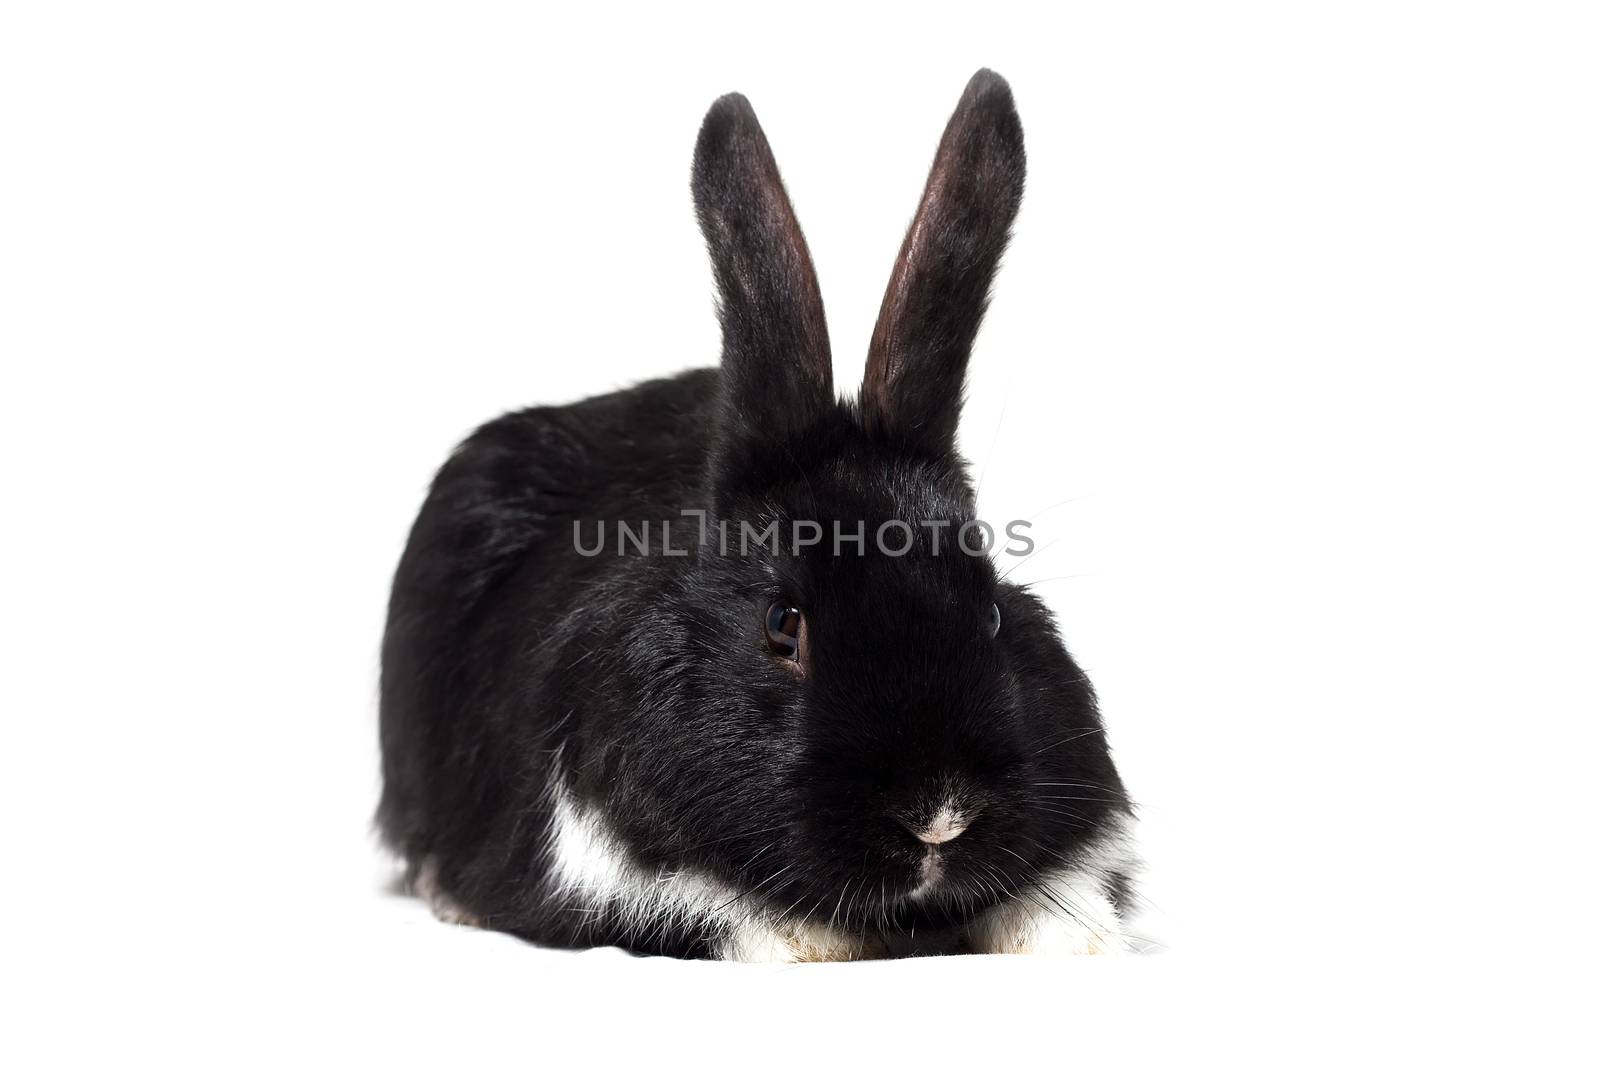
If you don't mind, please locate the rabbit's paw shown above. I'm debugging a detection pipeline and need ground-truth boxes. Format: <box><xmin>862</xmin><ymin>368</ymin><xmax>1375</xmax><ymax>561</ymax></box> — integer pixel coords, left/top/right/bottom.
<box><xmin>723</xmin><ymin>921</ymin><xmax>887</xmax><ymax>963</ymax></box>
<box><xmin>415</xmin><ymin>857</ymin><xmax>482</xmax><ymax>928</ymax></box>
<box><xmin>967</xmin><ymin>870</ymin><xmax>1126</xmax><ymax>956</ymax></box>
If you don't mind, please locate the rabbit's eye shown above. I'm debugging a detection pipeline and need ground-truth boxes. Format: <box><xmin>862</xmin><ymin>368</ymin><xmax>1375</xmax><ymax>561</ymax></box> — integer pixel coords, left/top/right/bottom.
<box><xmin>765</xmin><ymin>602</ymin><xmax>804</xmax><ymax>661</ymax></box>
<box><xmin>988</xmin><ymin>602</ymin><xmax>1002</xmax><ymax>638</ymax></box>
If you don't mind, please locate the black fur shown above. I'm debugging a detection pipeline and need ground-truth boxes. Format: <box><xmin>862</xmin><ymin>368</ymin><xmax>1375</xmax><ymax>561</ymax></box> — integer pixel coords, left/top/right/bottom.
<box><xmin>692</xmin><ymin>92</ymin><xmax>833</xmax><ymax>452</ymax></box>
<box><xmin>378</xmin><ymin>70</ymin><xmax>1131</xmax><ymax>959</ymax></box>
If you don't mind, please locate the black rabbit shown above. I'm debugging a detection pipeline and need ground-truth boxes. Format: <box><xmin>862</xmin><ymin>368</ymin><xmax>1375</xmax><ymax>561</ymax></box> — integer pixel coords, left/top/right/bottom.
<box><xmin>378</xmin><ymin>69</ymin><xmax>1138</xmax><ymax>961</ymax></box>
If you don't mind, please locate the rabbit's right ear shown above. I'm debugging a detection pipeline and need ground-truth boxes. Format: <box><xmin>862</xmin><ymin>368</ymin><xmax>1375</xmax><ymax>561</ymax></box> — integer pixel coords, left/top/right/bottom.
<box><xmin>693</xmin><ymin>94</ymin><xmax>833</xmax><ymax>444</ymax></box>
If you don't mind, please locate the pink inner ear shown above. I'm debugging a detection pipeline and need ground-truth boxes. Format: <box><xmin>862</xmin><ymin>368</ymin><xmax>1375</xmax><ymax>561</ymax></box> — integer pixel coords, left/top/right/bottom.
<box><xmin>859</xmin><ymin>69</ymin><xmax>1025</xmax><ymax>450</ymax></box>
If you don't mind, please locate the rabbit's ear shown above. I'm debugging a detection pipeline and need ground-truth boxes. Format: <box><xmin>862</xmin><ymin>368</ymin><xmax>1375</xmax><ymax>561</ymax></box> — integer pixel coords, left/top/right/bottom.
<box><xmin>693</xmin><ymin>93</ymin><xmax>833</xmax><ymax>442</ymax></box>
<box><xmin>861</xmin><ymin>70</ymin><xmax>1025</xmax><ymax>452</ymax></box>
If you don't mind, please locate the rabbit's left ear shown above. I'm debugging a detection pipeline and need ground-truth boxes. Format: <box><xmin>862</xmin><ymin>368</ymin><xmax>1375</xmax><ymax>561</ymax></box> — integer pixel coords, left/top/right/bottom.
<box><xmin>861</xmin><ymin>70</ymin><xmax>1025</xmax><ymax>453</ymax></box>
<box><xmin>693</xmin><ymin>94</ymin><xmax>834</xmax><ymax>443</ymax></box>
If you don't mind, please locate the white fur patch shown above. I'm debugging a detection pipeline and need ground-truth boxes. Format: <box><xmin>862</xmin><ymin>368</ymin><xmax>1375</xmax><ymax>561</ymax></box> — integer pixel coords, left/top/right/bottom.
<box><xmin>542</xmin><ymin>769</ymin><xmax>875</xmax><ymax>963</ymax></box>
<box><xmin>544</xmin><ymin>777</ymin><xmax>733</xmax><ymax>940</ymax></box>
<box><xmin>966</xmin><ymin>814</ymin><xmax>1139</xmax><ymax>956</ymax></box>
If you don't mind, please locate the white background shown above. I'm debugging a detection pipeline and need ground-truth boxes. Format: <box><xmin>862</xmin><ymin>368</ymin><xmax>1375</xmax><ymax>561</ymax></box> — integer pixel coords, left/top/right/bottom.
<box><xmin>3</xmin><ymin>1</ymin><xmax>1596</xmax><ymax>1062</ymax></box>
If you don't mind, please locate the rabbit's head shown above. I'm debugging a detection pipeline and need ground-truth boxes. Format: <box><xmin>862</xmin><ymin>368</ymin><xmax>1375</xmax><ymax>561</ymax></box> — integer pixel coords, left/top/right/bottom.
<box><xmin>635</xmin><ymin>71</ymin><xmax>1129</xmax><ymax>933</ymax></box>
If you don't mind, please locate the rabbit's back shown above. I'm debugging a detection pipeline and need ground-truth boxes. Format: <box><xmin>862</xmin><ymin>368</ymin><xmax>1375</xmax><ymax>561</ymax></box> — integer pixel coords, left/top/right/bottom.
<box><xmin>377</xmin><ymin>367</ymin><xmax>718</xmax><ymax>870</ymax></box>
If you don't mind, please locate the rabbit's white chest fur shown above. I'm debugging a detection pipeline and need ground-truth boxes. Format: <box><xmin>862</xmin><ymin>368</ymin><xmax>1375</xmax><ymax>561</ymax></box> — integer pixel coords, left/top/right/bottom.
<box><xmin>543</xmin><ymin>778</ymin><xmax>741</xmax><ymax>940</ymax></box>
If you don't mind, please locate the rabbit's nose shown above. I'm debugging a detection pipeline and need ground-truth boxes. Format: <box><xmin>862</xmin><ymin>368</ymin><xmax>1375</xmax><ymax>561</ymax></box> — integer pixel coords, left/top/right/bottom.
<box><xmin>895</xmin><ymin>804</ymin><xmax>977</xmax><ymax>846</ymax></box>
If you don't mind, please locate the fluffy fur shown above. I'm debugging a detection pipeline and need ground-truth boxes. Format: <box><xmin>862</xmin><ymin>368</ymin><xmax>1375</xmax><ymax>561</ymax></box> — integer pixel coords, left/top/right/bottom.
<box><xmin>378</xmin><ymin>69</ymin><xmax>1139</xmax><ymax>961</ymax></box>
